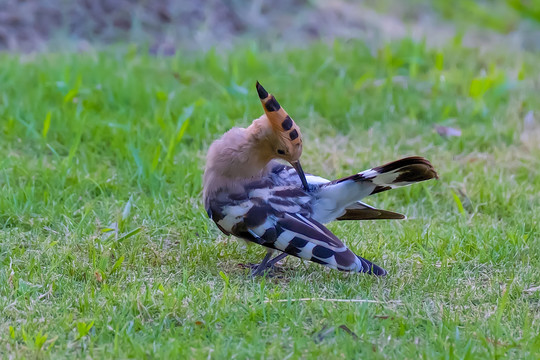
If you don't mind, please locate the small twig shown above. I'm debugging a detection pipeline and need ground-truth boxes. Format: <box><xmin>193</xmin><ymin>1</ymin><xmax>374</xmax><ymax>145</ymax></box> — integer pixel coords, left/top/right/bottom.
<box><xmin>263</xmin><ymin>297</ymin><xmax>402</xmax><ymax>304</ymax></box>
<box><xmin>38</xmin><ymin>284</ymin><xmax>53</xmax><ymax>300</ymax></box>
<box><xmin>338</xmin><ymin>325</ymin><xmax>359</xmax><ymax>339</ymax></box>
<box><xmin>524</xmin><ymin>285</ymin><xmax>540</xmax><ymax>293</ymax></box>
<box><xmin>43</xmin><ymin>226</ymin><xmax>59</xmax><ymax>234</ymax></box>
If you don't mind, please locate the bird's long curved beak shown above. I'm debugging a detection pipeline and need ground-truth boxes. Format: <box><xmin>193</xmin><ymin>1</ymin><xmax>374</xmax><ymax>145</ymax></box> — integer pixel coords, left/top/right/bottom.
<box><xmin>290</xmin><ymin>160</ymin><xmax>310</xmax><ymax>192</ymax></box>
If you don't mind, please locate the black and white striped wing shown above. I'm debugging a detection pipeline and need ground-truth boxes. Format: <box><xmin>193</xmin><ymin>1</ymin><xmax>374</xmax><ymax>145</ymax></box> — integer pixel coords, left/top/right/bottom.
<box><xmin>251</xmin><ymin>212</ymin><xmax>387</xmax><ymax>275</ymax></box>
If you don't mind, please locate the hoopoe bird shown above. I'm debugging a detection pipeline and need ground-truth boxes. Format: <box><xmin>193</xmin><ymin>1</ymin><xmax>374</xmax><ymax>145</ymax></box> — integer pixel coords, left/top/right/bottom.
<box><xmin>203</xmin><ymin>82</ymin><xmax>437</xmax><ymax>276</ymax></box>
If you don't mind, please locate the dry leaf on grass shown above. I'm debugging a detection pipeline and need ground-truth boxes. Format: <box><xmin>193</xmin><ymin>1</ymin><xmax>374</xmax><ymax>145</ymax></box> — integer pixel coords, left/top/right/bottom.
<box><xmin>435</xmin><ymin>125</ymin><xmax>462</xmax><ymax>137</ymax></box>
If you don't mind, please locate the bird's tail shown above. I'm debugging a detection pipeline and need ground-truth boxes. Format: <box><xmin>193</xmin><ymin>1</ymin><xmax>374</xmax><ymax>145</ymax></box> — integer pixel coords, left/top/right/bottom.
<box><xmin>315</xmin><ymin>157</ymin><xmax>437</xmax><ymax>222</ymax></box>
<box><xmin>336</xmin><ymin>156</ymin><xmax>438</xmax><ymax>194</ymax></box>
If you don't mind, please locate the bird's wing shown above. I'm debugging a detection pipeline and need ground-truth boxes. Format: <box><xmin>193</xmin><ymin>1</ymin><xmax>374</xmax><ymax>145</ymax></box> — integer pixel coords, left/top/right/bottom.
<box><xmin>337</xmin><ymin>201</ymin><xmax>405</xmax><ymax>221</ymax></box>
<box><xmin>247</xmin><ymin>211</ymin><xmax>386</xmax><ymax>275</ymax></box>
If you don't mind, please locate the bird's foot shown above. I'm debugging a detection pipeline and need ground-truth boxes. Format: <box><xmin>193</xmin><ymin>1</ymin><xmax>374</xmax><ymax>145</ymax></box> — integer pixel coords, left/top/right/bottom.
<box><xmin>238</xmin><ymin>252</ymin><xmax>288</xmax><ymax>277</ymax></box>
<box><xmin>236</xmin><ymin>262</ymin><xmax>282</xmax><ymax>277</ymax></box>
<box><xmin>249</xmin><ymin>262</ymin><xmax>282</xmax><ymax>277</ymax></box>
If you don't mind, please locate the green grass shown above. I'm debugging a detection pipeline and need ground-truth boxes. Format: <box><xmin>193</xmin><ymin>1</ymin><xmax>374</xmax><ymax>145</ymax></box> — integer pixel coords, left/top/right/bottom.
<box><xmin>1</xmin><ymin>38</ymin><xmax>540</xmax><ymax>358</ymax></box>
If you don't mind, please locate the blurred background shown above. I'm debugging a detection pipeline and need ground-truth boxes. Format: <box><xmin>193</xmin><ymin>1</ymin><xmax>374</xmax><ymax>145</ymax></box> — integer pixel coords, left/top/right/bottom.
<box><xmin>1</xmin><ymin>0</ymin><xmax>540</xmax><ymax>53</ymax></box>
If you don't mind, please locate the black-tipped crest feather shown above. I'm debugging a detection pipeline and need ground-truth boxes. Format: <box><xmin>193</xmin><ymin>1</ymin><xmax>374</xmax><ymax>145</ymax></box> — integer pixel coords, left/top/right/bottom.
<box><xmin>255</xmin><ymin>81</ymin><xmax>268</xmax><ymax>99</ymax></box>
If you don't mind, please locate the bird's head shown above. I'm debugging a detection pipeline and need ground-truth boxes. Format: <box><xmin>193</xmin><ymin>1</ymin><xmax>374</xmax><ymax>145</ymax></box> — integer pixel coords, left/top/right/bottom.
<box><xmin>203</xmin><ymin>82</ymin><xmax>310</xmax><ymax>200</ymax></box>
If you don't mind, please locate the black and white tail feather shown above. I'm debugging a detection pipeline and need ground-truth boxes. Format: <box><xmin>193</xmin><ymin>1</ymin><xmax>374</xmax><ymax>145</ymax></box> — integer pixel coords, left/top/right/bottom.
<box><xmin>207</xmin><ymin>156</ymin><xmax>437</xmax><ymax>276</ymax></box>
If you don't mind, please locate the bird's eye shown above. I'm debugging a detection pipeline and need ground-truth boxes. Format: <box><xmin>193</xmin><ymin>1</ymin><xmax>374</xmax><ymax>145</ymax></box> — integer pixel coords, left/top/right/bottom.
<box><xmin>277</xmin><ymin>149</ymin><xmax>285</xmax><ymax>155</ymax></box>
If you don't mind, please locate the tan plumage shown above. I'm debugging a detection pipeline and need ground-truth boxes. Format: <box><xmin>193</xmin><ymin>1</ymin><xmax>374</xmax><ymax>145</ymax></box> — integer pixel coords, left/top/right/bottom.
<box><xmin>203</xmin><ymin>114</ymin><xmax>282</xmax><ymax>205</ymax></box>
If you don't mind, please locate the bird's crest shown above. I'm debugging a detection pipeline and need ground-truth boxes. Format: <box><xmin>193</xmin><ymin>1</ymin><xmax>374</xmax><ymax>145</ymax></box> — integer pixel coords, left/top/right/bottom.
<box><xmin>256</xmin><ymin>81</ymin><xmax>302</xmax><ymax>146</ymax></box>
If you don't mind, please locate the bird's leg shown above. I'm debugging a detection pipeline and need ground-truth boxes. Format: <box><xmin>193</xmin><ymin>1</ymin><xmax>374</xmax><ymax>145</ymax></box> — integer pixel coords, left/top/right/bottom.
<box><xmin>251</xmin><ymin>251</ymin><xmax>289</xmax><ymax>276</ymax></box>
<box><xmin>267</xmin><ymin>252</ymin><xmax>288</xmax><ymax>267</ymax></box>
<box><xmin>251</xmin><ymin>249</ymin><xmax>275</xmax><ymax>276</ymax></box>
<box><xmin>247</xmin><ymin>230</ymin><xmax>288</xmax><ymax>276</ymax></box>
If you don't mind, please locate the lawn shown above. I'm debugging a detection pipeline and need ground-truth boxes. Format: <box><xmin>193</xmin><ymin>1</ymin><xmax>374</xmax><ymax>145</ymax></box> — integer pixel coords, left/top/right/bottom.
<box><xmin>1</xmin><ymin>36</ymin><xmax>540</xmax><ymax>358</ymax></box>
